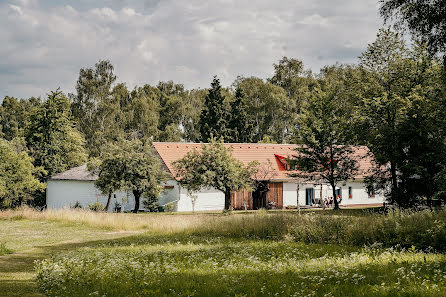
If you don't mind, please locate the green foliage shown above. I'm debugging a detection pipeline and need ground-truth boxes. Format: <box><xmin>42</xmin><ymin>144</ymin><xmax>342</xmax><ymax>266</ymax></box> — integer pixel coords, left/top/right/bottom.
<box><xmin>290</xmin><ymin>78</ymin><xmax>358</xmax><ymax>209</ymax></box>
<box><xmin>25</xmin><ymin>90</ymin><xmax>87</xmax><ymax>177</ymax></box>
<box><xmin>0</xmin><ymin>139</ymin><xmax>45</xmax><ymax>208</ymax></box>
<box><xmin>0</xmin><ymin>96</ymin><xmax>41</xmax><ymax>140</ymax></box>
<box><xmin>268</xmin><ymin>56</ymin><xmax>314</xmax><ymax>113</ymax></box>
<box><xmin>227</xmin><ymin>87</ymin><xmax>254</xmax><ymax>143</ymax></box>
<box><xmin>380</xmin><ymin>0</ymin><xmax>446</xmax><ymax>59</ymax></box>
<box><xmin>88</xmin><ymin>202</ymin><xmax>104</xmax><ymax>212</ymax></box>
<box><xmin>199</xmin><ymin>76</ymin><xmax>231</xmax><ymax>142</ymax></box>
<box><xmin>237</xmin><ymin>77</ymin><xmax>293</xmax><ymax>143</ymax></box>
<box><xmin>71</xmin><ymin>60</ymin><xmax>117</xmax><ymax>156</ymax></box>
<box><xmin>0</xmin><ymin>242</ymin><xmax>12</xmax><ymax>256</ymax></box>
<box><xmin>92</xmin><ymin>139</ymin><xmax>169</xmax><ymax>213</ymax></box>
<box><xmin>356</xmin><ymin>29</ymin><xmax>446</xmax><ymax>207</ymax></box>
<box><xmin>173</xmin><ymin>138</ymin><xmax>255</xmax><ymax>210</ymax></box>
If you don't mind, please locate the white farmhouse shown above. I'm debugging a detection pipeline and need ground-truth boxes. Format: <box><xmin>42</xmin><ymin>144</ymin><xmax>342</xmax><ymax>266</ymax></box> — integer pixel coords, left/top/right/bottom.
<box><xmin>46</xmin><ymin>142</ymin><xmax>385</xmax><ymax>212</ymax></box>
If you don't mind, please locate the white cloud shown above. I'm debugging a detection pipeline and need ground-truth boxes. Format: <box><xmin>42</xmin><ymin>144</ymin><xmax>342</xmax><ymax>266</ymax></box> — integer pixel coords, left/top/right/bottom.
<box><xmin>0</xmin><ymin>0</ymin><xmax>382</xmax><ymax>100</ymax></box>
<box><xmin>9</xmin><ymin>4</ymin><xmax>23</xmax><ymax>15</ymax></box>
<box><xmin>299</xmin><ymin>14</ymin><xmax>329</xmax><ymax>27</ymax></box>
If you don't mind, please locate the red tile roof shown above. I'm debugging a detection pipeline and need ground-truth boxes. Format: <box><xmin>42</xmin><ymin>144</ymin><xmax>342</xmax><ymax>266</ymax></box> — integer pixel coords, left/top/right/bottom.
<box><xmin>152</xmin><ymin>142</ymin><xmax>376</xmax><ymax>182</ymax></box>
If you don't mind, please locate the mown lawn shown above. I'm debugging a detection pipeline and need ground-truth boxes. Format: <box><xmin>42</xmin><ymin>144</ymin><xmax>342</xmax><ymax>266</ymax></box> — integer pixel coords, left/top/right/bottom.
<box><xmin>1</xmin><ymin>208</ymin><xmax>446</xmax><ymax>296</ymax></box>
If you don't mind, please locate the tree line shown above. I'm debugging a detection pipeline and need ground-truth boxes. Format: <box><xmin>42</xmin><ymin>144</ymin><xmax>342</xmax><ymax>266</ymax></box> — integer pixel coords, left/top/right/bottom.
<box><xmin>1</xmin><ymin>0</ymin><xmax>445</xmax><ymax>210</ymax></box>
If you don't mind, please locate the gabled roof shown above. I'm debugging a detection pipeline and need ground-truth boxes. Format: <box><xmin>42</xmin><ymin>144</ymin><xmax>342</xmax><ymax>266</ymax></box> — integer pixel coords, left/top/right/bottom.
<box><xmin>152</xmin><ymin>142</ymin><xmax>376</xmax><ymax>181</ymax></box>
<box><xmin>50</xmin><ymin>164</ymin><xmax>97</xmax><ymax>181</ymax></box>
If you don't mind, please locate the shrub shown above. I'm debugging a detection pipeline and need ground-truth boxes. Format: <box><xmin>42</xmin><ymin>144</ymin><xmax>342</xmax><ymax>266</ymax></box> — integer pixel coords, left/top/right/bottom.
<box><xmin>87</xmin><ymin>202</ymin><xmax>104</xmax><ymax>212</ymax></box>
<box><xmin>0</xmin><ymin>242</ymin><xmax>12</xmax><ymax>256</ymax></box>
<box><xmin>70</xmin><ymin>201</ymin><xmax>82</xmax><ymax>209</ymax></box>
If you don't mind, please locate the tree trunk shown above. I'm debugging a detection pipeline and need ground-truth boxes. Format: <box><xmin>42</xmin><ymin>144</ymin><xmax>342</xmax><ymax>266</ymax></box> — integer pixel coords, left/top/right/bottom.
<box><xmin>224</xmin><ymin>188</ymin><xmax>232</xmax><ymax>210</ymax></box>
<box><xmin>332</xmin><ymin>183</ymin><xmax>340</xmax><ymax>210</ymax></box>
<box><xmin>132</xmin><ymin>190</ymin><xmax>140</xmax><ymax>213</ymax></box>
<box><xmin>104</xmin><ymin>192</ymin><xmax>112</xmax><ymax>212</ymax></box>
<box><xmin>390</xmin><ymin>161</ymin><xmax>398</xmax><ymax>203</ymax></box>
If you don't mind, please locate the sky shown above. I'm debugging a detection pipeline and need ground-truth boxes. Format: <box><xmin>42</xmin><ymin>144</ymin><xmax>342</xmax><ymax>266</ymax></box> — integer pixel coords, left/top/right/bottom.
<box><xmin>1</xmin><ymin>0</ymin><xmax>383</xmax><ymax>100</ymax></box>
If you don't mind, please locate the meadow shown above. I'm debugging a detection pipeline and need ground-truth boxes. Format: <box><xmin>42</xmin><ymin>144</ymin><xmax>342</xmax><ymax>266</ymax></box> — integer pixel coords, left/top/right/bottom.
<box><xmin>1</xmin><ymin>208</ymin><xmax>446</xmax><ymax>296</ymax></box>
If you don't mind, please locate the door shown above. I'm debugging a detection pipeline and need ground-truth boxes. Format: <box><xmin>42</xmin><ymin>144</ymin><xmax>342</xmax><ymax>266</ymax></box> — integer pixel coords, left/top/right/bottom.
<box><xmin>231</xmin><ymin>189</ymin><xmax>253</xmax><ymax>210</ymax></box>
<box><xmin>306</xmin><ymin>188</ymin><xmax>314</xmax><ymax>206</ymax></box>
<box><xmin>266</xmin><ymin>182</ymin><xmax>283</xmax><ymax>209</ymax></box>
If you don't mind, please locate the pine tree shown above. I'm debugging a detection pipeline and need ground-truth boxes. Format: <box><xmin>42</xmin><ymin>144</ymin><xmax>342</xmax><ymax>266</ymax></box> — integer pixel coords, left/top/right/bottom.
<box><xmin>199</xmin><ymin>76</ymin><xmax>231</xmax><ymax>142</ymax></box>
<box><xmin>228</xmin><ymin>88</ymin><xmax>254</xmax><ymax>143</ymax></box>
<box><xmin>26</xmin><ymin>90</ymin><xmax>87</xmax><ymax>177</ymax></box>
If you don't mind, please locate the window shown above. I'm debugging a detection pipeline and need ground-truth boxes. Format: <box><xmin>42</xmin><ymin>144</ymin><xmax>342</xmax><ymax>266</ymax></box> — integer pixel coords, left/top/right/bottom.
<box><xmin>305</xmin><ymin>188</ymin><xmax>314</xmax><ymax>206</ymax></box>
<box><xmin>335</xmin><ymin>188</ymin><xmax>342</xmax><ymax>199</ymax></box>
<box><xmin>348</xmin><ymin>187</ymin><xmax>352</xmax><ymax>199</ymax></box>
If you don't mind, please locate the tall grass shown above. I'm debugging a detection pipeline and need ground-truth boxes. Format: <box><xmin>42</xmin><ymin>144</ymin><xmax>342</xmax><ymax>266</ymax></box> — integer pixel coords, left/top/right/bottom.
<box><xmin>2</xmin><ymin>207</ymin><xmax>446</xmax><ymax>251</ymax></box>
<box><xmin>0</xmin><ymin>207</ymin><xmax>214</xmax><ymax>233</ymax></box>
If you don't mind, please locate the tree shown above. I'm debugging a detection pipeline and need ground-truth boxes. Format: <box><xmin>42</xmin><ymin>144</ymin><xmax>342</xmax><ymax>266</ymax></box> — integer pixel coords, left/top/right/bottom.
<box><xmin>0</xmin><ymin>96</ymin><xmax>41</xmax><ymax>140</ymax></box>
<box><xmin>93</xmin><ymin>139</ymin><xmax>168</xmax><ymax>213</ymax></box>
<box><xmin>173</xmin><ymin>138</ymin><xmax>255</xmax><ymax>211</ymax></box>
<box><xmin>227</xmin><ymin>87</ymin><xmax>254</xmax><ymax>143</ymax></box>
<box><xmin>26</xmin><ymin>90</ymin><xmax>87</xmax><ymax>177</ymax></box>
<box><xmin>236</xmin><ymin>77</ymin><xmax>291</xmax><ymax>143</ymax></box>
<box><xmin>199</xmin><ymin>76</ymin><xmax>231</xmax><ymax>141</ymax></box>
<box><xmin>71</xmin><ymin>60</ymin><xmax>117</xmax><ymax>156</ymax></box>
<box><xmin>357</xmin><ymin>29</ymin><xmax>412</xmax><ymax>205</ymax></box>
<box><xmin>380</xmin><ymin>0</ymin><xmax>446</xmax><ymax>61</ymax></box>
<box><xmin>356</xmin><ymin>29</ymin><xmax>446</xmax><ymax>207</ymax></box>
<box><xmin>0</xmin><ymin>139</ymin><xmax>45</xmax><ymax>208</ymax></box>
<box><xmin>126</xmin><ymin>86</ymin><xmax>160</xmax><ymax>141</ymax></box>
<box><xmin>289</xmin><ymin>86</ymin><xmax>358</xmax><ymax>210</ymax></box>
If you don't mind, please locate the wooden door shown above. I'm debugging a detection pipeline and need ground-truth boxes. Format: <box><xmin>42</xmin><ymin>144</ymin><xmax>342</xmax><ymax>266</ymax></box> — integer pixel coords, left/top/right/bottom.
<box><xmin>231</xmin><ymin>189</ymin><xmax>253</xmax><ymax>210</ymax></box>
<box><xmin>266</xmin><ymin>182</ymin><xmax>283</xmax><ymax>209</ymax></box>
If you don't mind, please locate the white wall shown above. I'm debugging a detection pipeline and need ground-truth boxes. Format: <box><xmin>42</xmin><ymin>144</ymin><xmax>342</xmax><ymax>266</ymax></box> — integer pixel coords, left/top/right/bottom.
<box><xmin>281</xmin><ymin>181</ymin><xmax>385</xmax><ymax>207</ymax></box>
<box><xmin>46</xmin><ymin>180</ymin><xmax>135</xmax><ymax>212</ymax></box>
<box><xmin>177</xmin><ymin>186</ymin><xmax>224</xmax><ymax>212</ymax></box>
<box><xmin>283</xmin><ymin>182</ymin><xmax>299</xmax><ymax>206</ymax></box>
<box><xmin>47</xmin><ymin>179</ymin><xmax>384</xmax><ymax>212</ymax></box>
<box><xmin>47</xmin><ymin>179</ymin><xmax>182</xmax><ymax>212</ymax></box>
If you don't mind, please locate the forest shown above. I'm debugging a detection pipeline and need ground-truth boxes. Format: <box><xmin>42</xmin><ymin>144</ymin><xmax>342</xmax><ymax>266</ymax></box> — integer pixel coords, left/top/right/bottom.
<box><xmin>1</xmin><ymin>28</ymin><xmax>446</xmax><ymax>210</ymax></box>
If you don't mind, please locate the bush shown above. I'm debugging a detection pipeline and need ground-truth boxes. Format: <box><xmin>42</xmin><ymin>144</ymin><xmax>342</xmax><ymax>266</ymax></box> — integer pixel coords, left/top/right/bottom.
<box><xmin>87</xmin><ymin>202</ymin><xmax>104</xmax><ymax>212</ymax></box>
<box><xmin>0</xmin><ymin>242</ymin><xmax>11</xmax><ymax>256</ymax></box>
<box><xmin>70</xmin><ymin>201</ymin><xmax>82</xmax><ymax>209</ymax></box>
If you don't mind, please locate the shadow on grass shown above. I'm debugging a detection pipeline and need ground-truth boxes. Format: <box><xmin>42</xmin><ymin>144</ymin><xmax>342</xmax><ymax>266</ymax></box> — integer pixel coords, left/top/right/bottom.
<box><xmin>0</xmin><ymin>232</ymin><xmax>141</xmax><ymax>297</ymax></box>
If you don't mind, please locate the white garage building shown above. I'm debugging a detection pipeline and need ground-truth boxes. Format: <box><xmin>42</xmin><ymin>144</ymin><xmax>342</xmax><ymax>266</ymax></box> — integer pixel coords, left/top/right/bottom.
<box><xmin>46</xmin><ymin>143</ymin><xmax>385</xmax><ymax>212</ymax></box>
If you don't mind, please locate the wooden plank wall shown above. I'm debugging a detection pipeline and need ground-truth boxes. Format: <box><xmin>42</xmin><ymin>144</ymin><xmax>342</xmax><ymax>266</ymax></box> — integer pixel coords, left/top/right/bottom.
<box><xmin>231</xmin><ymin>189</ymin><xmax>253</xmax><ymax>210</ymax></box>
<box><xmin>231</xmin><ymin>182</ymin><xmax>283</xmax><ymax>210</ymax></box>
<box><xmin>266</xmin><ymin>182</ymin><xmax>283</xmax><ymax>209</ymax></box>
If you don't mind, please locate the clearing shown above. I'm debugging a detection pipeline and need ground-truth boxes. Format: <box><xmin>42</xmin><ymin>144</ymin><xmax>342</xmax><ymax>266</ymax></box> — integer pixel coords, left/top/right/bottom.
<box><xmin>1</xmin><ymin>208</ymin><xmax>446</xmax><ymax>296</ymax></box>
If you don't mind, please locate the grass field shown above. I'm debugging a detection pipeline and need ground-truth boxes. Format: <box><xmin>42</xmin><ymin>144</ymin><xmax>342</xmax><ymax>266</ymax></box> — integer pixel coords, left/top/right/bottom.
<box><xmin>1</xmin><ymin>208</ymin><xmax>446</xmax><ymax>296</ymax></box>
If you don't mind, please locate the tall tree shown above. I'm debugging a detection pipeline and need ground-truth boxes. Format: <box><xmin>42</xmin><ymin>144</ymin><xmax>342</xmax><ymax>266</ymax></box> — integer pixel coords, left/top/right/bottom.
<box><xmin>380</xmin><ymin>0</ymin><xmax>446</xmax><ymax>61</ymax></box>
<box><xmin>227</xmin><ymin>88</ymin><xmax>254</xmax><ymax>143</ymax></box>
<box><xmin>26</xmin><ymin>90</ymin><xmax>87</xmax><ymax>177</ymax></box>
<box><xmin>289</xmin><ymin>86</ymin><xmax>358</xmax><ymax>210</ymax></box>
<box><xmin>199</xmin><ymin>76</ymin><xmax>231</xmax><ymax>141</ymax></box>
<box><xmin>173</xmin><ymin>138</ymin><xmax>255</xmax><ymax>210</ymax></box>
<box><xmin>0</xmin><ymin>96</ymin><xmax>41</xmax><ymax>140</ymax></box>
<box><xmin>0</xmin><ymin>139</ymin><xmax>45</xmax><ymax>208</ymax></box>
<box><xmin>358</xmin><ymin>29</ymin><xmax>411</xmax><ymax>205</ymax></box>
<box><xmin>126</xmin><ymin>85</ymin><xmax>160</xmax><ymax>141</ymax></box>
<box><xmin>357</xmin><ymin>29</ymin><xmax>446</xmax><ymax>207</ymax></box>
<box><xmin>157</xmin><ymin>81</ymin><xmax>187</xmax><ymax>142</ymax></box>
<box><xmin>93</xmin><ymin>139</ymin><xmax>168</xmax><ymax>213</ymax></box>
<box><xmin>71</xmin><ymin>60</ymin><xmax>117</xmax><ymax>156</ymax></box>
<box><xmin>236</xmin><ymin>77</ymin><xmax>291</xmax><ymax>143</ymax></box>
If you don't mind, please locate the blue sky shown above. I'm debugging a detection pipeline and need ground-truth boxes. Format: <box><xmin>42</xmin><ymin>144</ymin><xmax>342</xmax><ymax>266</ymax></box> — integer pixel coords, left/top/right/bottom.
<box><xmin>1</xmin><ymin>0</ymin><xmax>382</xmax><ymax>100</ymax></box>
